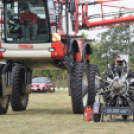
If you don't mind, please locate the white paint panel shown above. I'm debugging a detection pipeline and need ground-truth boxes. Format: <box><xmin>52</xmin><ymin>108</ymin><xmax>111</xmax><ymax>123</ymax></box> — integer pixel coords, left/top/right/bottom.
<box><xmin>1</xmin><ymin>43</ymin><xmax>51</xmax><ymax>50</ymax></box>
<box><xmin>3</xmin><ymin>50</ymin><xmax>51</xmax><ymax>59</ymax></box>
<box><xmin>1</xmin><ymin>43</ymin><xmax>52</xmax><ymax>59</ymax></box>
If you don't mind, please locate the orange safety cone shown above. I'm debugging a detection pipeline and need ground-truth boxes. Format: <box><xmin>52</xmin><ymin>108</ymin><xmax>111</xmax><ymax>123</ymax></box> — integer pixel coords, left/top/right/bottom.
<box><xmin>84</xmin><ymin>106</ymin><xmax>93</xmax><ymax>122</ymax></box>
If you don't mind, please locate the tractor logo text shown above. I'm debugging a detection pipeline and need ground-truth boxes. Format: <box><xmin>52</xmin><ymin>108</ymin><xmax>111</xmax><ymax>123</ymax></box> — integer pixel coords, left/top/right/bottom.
<box><xmin>18</xmin><ymin>45</ymin><xmax>33</xmax><ymax>49</ymax></box>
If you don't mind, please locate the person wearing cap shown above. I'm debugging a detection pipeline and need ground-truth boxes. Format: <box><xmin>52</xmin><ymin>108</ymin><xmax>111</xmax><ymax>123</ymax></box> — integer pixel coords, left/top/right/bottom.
<box><xmin>20</xmin><ymin>6</ymin><xmax>38</xmax><ymax>41</ymax></box>
<box><xmin>111</xmin><ymin>55</ymin><xmax>121</xmax><ymax>71</ymax></box>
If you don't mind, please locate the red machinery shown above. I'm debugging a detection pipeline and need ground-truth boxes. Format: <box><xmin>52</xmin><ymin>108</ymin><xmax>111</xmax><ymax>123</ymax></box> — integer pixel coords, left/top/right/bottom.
<box><xmin>0</xmin><ymin>0</ymin><xmax>133</xmax><ymax>115</ymax></box>
<box><xmin>71</xmin><ymin>0</ymin><xmax>134</xmax><ymax>32</ymax></box>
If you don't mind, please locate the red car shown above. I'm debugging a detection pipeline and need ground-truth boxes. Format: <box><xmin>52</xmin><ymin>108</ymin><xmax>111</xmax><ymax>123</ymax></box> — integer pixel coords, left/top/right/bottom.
<box><xmin>31</xmin><ymin>77</ymin><xmax>55</xmax><ymax>92</ymax></box>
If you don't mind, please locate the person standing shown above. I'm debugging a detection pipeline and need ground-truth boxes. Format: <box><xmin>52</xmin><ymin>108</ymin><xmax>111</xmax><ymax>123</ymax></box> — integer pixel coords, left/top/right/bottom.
<box><xmin>111</xmin><ymin>55</ymin><xmax>121</xmax><ymax>71</ymax></box>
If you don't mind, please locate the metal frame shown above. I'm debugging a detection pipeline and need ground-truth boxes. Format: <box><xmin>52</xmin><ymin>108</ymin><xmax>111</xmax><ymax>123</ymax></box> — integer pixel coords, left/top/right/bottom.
<box><xmin>72</xmin><ymin>0</ymin><xmax>134</xmax><ymax>32</ymax></box>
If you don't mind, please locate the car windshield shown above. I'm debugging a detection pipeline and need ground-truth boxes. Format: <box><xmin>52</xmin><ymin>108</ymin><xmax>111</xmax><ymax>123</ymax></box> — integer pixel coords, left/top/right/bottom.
<box><xmin>5</xmin><ymin>0</ymin><xmax>50</xmax><ymax>43</ymax></box>
<box><xmin>32</xmin><ymin>78</ymin><xmax>47</xmax><ymax>83</ymax></box>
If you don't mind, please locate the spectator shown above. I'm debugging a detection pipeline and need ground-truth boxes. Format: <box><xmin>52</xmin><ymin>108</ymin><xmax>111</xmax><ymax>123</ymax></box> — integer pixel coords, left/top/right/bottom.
<box><xmin>111</xmin><ymin>55</ymin><xmax>121</xmax><ymax>71</ymax></box>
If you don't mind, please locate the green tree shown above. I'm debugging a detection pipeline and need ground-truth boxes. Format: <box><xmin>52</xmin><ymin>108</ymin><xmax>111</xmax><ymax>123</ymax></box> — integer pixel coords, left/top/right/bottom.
<box><xmin>94</xmin><ymin>24</ymin><xmax>134</xmax><ymax>71</ymax></box>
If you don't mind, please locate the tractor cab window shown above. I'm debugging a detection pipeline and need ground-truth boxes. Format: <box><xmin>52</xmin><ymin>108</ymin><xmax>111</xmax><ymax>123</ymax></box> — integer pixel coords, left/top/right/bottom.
<box><xmin>5</xmin><ymin>0</ymin><xmax>50</xmax><ymax>43</ymax></box>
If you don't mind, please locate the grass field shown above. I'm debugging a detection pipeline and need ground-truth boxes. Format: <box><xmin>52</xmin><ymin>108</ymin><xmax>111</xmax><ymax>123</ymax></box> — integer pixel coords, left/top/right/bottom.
<box><xmin>0</xmin><ymin>90</ymin><xmax>134</xmax><ymax>134</ymax></box>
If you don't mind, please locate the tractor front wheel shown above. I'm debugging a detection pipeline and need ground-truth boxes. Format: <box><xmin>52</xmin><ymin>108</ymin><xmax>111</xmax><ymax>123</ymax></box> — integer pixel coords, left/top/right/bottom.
<box><xmin>71</xmin><ymin>63</ymin><xmax>89</xmax><ymax>114</ymax></box>
<box><xmin>11</xmin><ymin>64</ymin><xmax>29</xmax><ymax>111</ymax></box>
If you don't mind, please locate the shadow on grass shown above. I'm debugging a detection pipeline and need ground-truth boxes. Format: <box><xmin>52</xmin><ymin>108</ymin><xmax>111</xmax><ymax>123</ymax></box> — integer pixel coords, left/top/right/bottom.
<box><xmin>9</xmin><ymin>108</ymin><xmax>73</xmax><ymax>115</ymax></box>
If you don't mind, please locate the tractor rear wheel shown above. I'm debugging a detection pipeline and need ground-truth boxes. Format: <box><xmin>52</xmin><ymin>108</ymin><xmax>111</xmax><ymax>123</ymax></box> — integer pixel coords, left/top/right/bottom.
<box><xmin>11</xmin><ymin>64</ymin><xmax>29</xmax><ymax>111</ymax></box>
<box><xmin>87</xmin><ymin>64</ymin><xmax>100</xmax><ymax>107</ymax></box>
<box><xmin>71</xmin><ymin>63</ymin><xmax>89</xmax><ymax>114</ymax></box>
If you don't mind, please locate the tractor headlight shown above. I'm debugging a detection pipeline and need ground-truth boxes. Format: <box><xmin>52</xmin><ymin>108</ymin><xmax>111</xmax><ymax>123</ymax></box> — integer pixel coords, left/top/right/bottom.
<box><xmin>49</xmin><ymin>47</ymin><xmax>55</xmax><ymax>52</ymax></box>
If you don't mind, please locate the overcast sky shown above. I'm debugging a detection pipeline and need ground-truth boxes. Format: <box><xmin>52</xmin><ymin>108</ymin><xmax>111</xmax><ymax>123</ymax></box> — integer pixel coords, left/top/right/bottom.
<box><xmin>80</xmin><ymin>0</ymin><xmax>134</xmax><ymax>40</ymax></box>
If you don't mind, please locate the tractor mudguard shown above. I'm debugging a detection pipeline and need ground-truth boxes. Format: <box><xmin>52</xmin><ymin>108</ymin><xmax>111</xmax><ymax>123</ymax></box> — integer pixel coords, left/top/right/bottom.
<box><xmin>82</xmin><ymin>43</ymin><xmax>93</xmax><ymax>55</ymax></box>
<box><xmin>67</xmin><ymin>39</ymin><xmax>79</xmax><ymax>53</ymax></box>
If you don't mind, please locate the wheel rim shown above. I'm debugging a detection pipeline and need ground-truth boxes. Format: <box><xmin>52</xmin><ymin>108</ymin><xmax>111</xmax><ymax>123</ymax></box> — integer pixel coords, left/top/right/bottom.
<box><xmin>95</xmin><ymin>72</ymin><xmax>100</xmax><ymax>93</ymax></box>
<box><xmin>20</xmin><ymin>94</ymin><xmax>27</xmax><ymax>106</ymax></box>
<box><xmin>0</xmin><ymin>96</ymin><xmax>8</xmax><ymax>107</ymax></box>
<box><xmin>82</xmin><ymin>72</ymin><xmax>88</xmax><ymax>108</ymax></box>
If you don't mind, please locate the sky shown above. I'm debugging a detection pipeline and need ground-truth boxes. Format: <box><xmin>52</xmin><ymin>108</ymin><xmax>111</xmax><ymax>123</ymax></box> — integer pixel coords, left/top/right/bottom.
<box><xmin>79</xmin><ymin>0</ymin><xmax>134</xmax><ymax>40</ymax></box>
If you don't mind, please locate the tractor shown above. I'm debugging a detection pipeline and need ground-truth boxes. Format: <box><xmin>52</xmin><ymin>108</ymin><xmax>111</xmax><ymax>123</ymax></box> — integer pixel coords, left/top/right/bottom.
<box><xmin>0</xmin><ymin>0</ymin><xmax>134</xmax><ymax>115</ymax></box>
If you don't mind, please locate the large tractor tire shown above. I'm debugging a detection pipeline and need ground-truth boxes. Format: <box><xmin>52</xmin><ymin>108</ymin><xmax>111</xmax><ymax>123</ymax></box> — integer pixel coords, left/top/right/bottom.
<box><xmin>11</xmin><ymin>64</ymin><xmax>29</xmax><ymax>111</ymax></box>
<box><xmin>0</xmin><ymin>64</ymin><xmax>9</xmax><ymax>114</ymax></box>
<box><xmin>71</xmin><ymin>63</ymin><xmax>89</xmax><ymax>114</ymax></box>
<box><xmin>87</xmin><ymin>64</ymin><xmax>100</xmax><ymax>107</ymax></box>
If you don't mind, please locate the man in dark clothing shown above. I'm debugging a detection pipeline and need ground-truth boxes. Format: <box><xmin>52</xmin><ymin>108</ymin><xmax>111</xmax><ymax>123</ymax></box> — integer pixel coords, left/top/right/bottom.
<box><xmin>20</xmin><ymin>6</ymin><xmax>38</xmax><ymax>41</ymax></box>
<box><xmin>111</xmin><ymin>55</ymin><xmax>121</xmax><ymax>71</ymax></box>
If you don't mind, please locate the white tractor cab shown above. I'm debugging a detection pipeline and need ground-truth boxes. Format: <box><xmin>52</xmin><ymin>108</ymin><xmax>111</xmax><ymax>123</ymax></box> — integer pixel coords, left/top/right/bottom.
<box><xmin>1</xmin><ymin>0</ymin><xmax>63</xmax><ymax>68</ymax></box>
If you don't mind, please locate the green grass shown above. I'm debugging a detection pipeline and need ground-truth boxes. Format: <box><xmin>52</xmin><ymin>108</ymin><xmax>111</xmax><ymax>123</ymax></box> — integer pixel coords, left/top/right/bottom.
<box><xmin>0</xmin><ymin>90</ymin><xmax>134</xmax><ymax>134</ymax></box>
